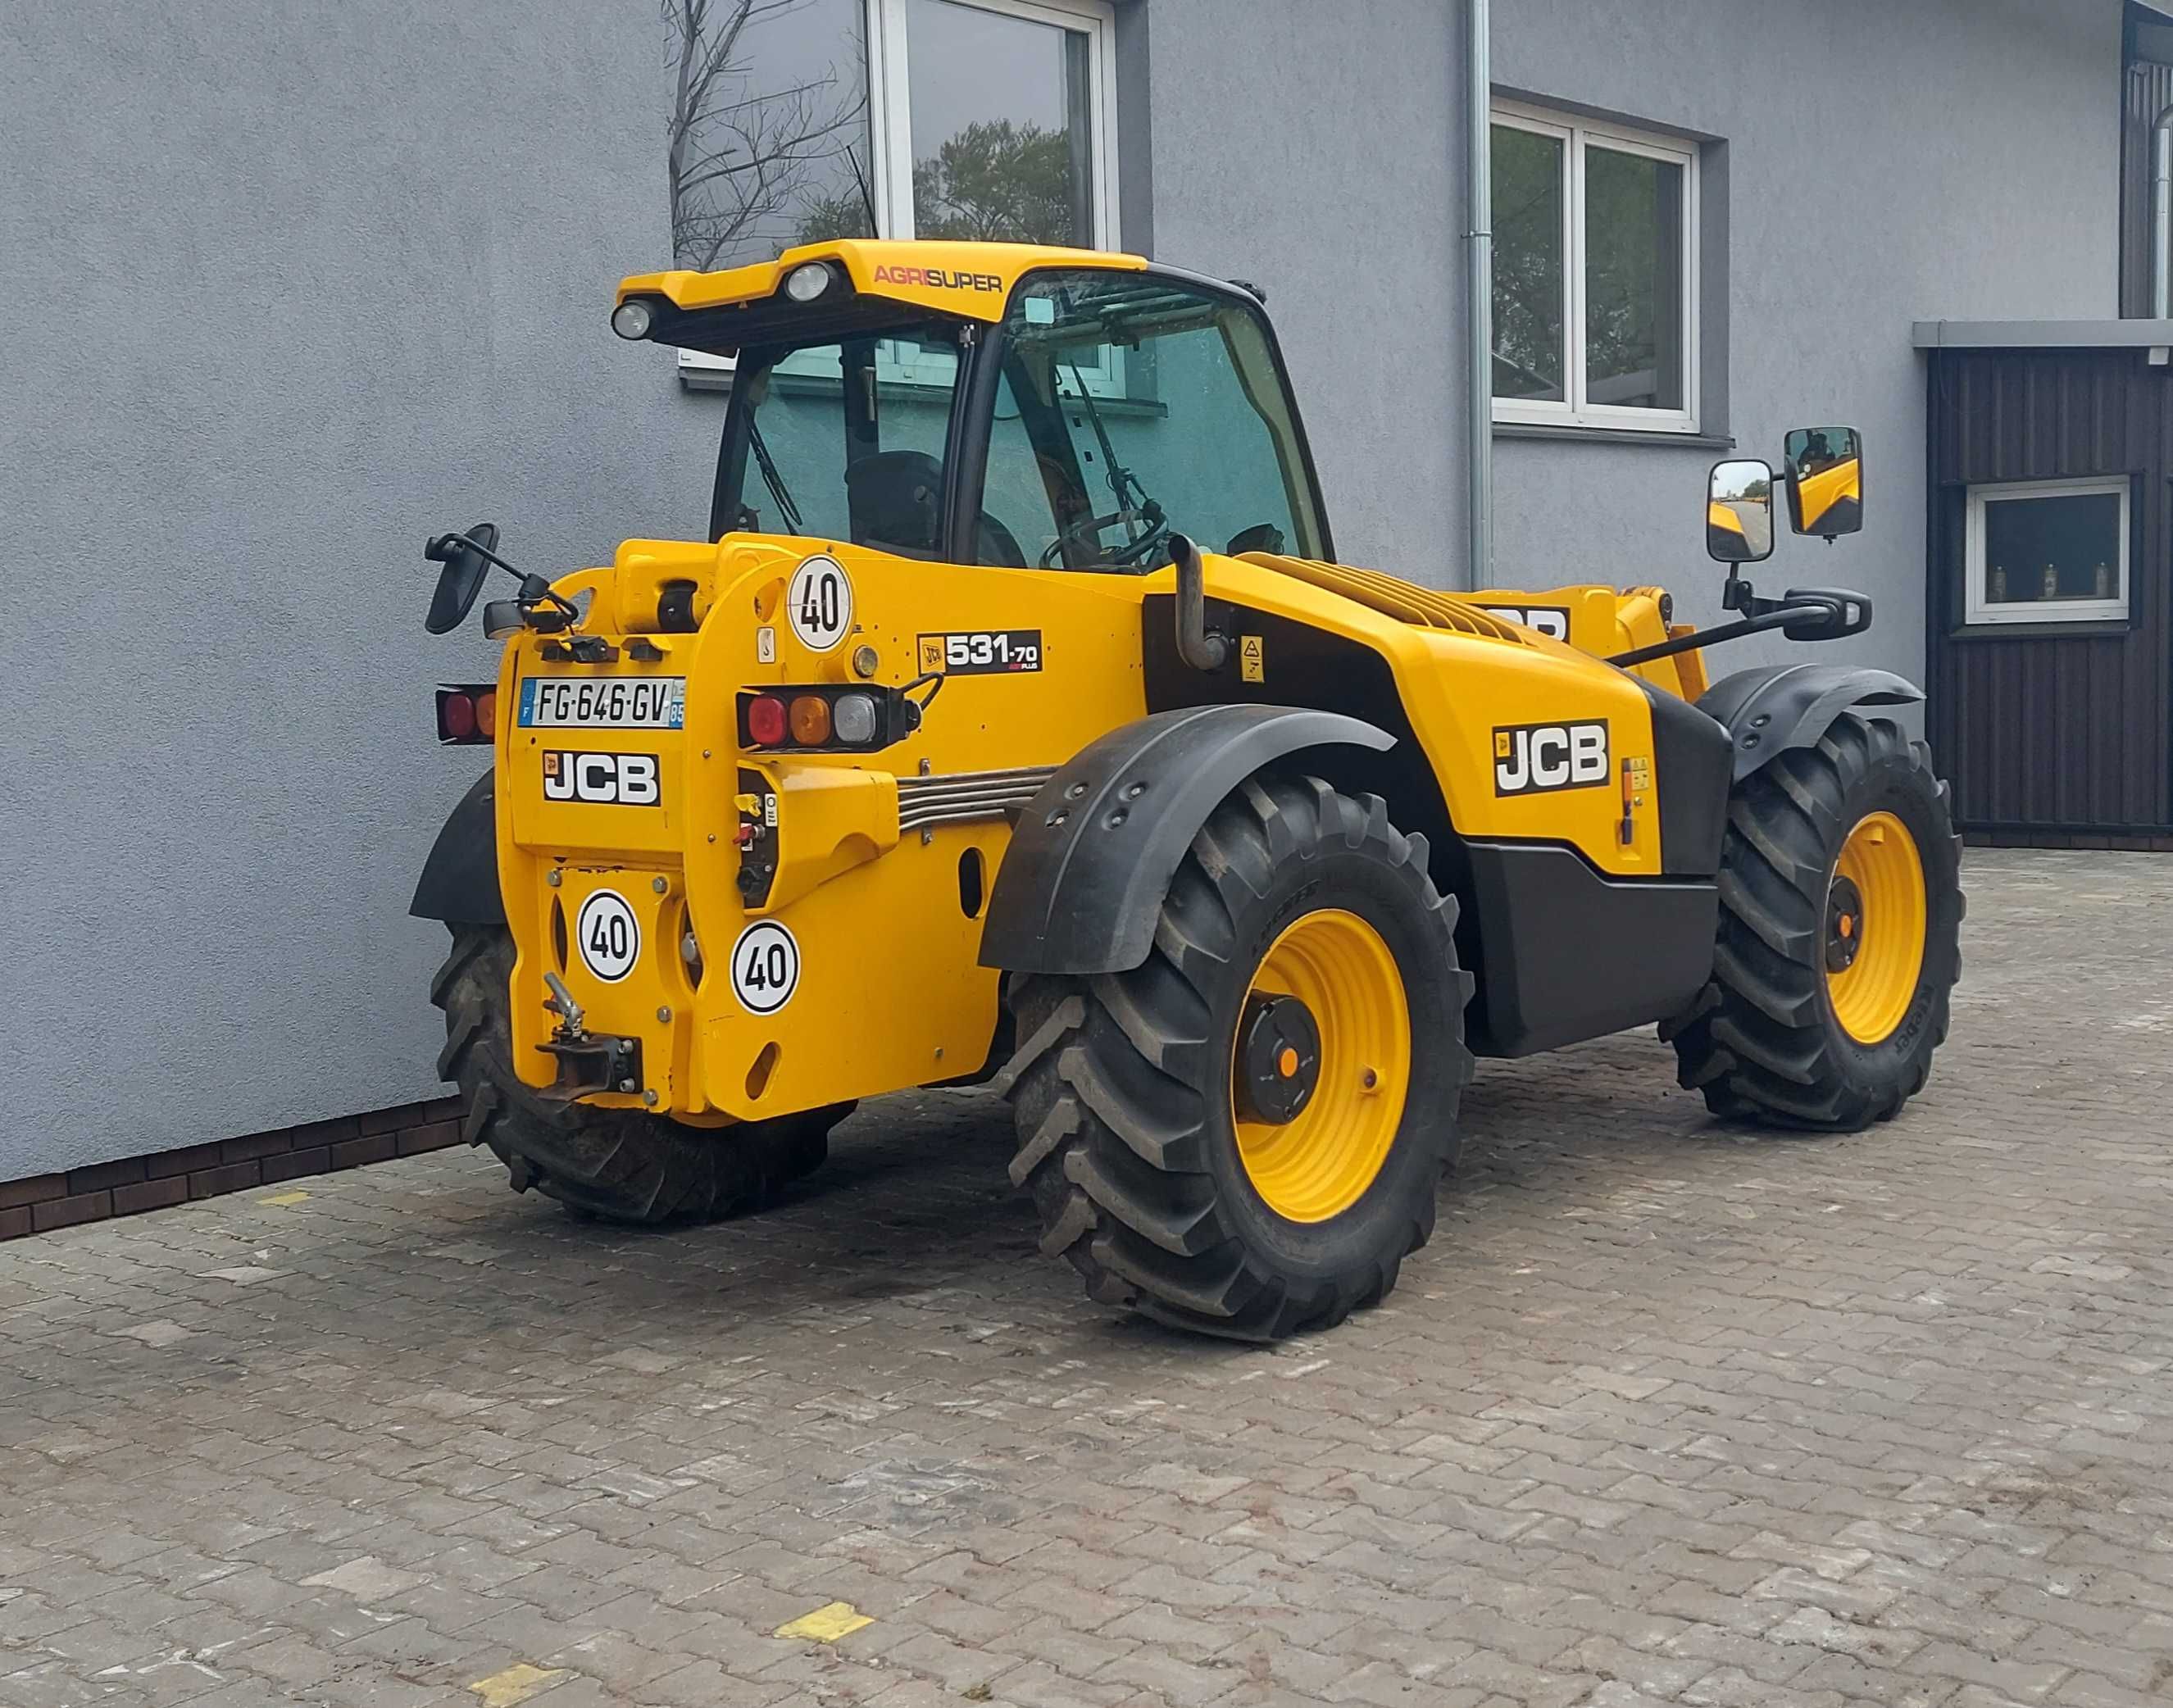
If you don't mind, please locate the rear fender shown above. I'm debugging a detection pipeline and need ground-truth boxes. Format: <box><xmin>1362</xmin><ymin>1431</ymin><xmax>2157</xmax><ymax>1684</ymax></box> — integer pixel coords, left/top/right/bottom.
<box><xmin>409</xmin><ymin>770</ymin><xmax>505</xmax><ymax>924</ymax></box>
<box><xmin>1699</xmin><ymin>663</ymin><xmax>1923</xmax><ymax>783</ymax></box>
<box><xmin>978</xmin><ymin>705</ymin><xmax>1393</xmax><ymax>975</ymax></box>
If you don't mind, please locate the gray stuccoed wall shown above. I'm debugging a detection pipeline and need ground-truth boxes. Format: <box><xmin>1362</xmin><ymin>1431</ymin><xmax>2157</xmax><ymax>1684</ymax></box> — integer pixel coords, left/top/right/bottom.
<box><xmin>0</xmin><ymin>0</ymin><xmax>2131</xmax><ymax>1182</ymax></box>
<box><xmin>1137</xmin><ymin>0</ymin><xmax>1470</xmax><ymax>578</ymax></box>
<box><xmin>1143</xmin><ymin>0</ymin><xmax>2123</xmax><ymax>697</ymax></box>
<box><xmin>1488</xmin><ymin>0</ymin><xmax>2123</xmax><ymax>680</ymax></box>
<box><xmin>2</xmin><ymin>2</ymin><xmax>711</xmax><ymax>1178</ymax></box>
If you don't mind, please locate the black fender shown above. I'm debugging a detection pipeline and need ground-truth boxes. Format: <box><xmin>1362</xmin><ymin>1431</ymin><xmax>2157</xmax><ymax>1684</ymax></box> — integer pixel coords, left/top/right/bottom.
<box><xmin>409</xmin><ymin>770</ymin><xmax>505</xmax><ymax>924</ymax></box>
<box><xmin>1698</xmin><ymin>663</ymin><xmax>1924</xmax><ymax>783</ymax></box>
<box><xmin>978</xmin><ymin>704</ymin><xmax>1394</xmax><ymax>975</ymax></box>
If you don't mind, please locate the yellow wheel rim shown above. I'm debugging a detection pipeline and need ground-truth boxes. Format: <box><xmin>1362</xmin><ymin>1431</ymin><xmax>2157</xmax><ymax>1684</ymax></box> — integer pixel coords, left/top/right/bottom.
<box><xmin>1230</xmin><ymin>909</ymin><xmax>1411</xmax><ymax>1223</ymax></box>
<box><xmin>1825</xmin><ymin>811</ymin><xmax>1927</xmax><ymax>1045</ymax></box>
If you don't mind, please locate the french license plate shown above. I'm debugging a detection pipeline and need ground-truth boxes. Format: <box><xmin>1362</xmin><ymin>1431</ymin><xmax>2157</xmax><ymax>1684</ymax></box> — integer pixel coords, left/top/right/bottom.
<box><xmin>517</xmin><ymin>676</ymin><xmax>685</xmax><ymax>729</ymax></box>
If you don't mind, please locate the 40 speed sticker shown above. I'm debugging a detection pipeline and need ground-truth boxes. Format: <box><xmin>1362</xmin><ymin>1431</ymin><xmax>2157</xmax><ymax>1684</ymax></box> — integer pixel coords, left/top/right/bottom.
<box><xmin>730</xmin><ymin>919</ymin><xmax>801</xmax><ymax>1015</ymax></box>
<box><xmin>575</xmin><ymin>890</ymin><xmax>640</xmax><ymax>983</ymax></box>
<box><xmin>787</xmin><ymin>554</ymin><xmax>852</xmax><ymax>652</ymax></box>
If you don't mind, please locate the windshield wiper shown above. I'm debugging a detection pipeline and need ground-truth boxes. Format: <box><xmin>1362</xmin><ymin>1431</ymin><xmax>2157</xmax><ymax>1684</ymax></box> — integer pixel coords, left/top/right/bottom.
<box><xmin>747</xmin><ymin>417</ymin><xmax>803</xmax><ymax>536</ymax></box>
<box><xmin>1064</xmin><ymin>360</ymin><xmax>1158</xmax><ymax>530</ymax></box>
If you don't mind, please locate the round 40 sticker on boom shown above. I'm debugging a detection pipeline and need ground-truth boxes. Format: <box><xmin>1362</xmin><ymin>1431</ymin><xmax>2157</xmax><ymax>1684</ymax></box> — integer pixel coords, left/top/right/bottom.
<box><xmin>730</xmin><ymin>920</ymin><xmax>801</xmax><ymax>1015</ymax></box>
<box><xmin>786</xmin><ymin>553</ymin><xmax>852</xmax><ymax>652</ymax></box>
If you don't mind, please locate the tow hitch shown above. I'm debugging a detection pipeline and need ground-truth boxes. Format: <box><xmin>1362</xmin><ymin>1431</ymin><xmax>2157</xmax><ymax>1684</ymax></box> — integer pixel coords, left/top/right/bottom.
<box><xmin>536</xmin><ymin>971</ymin><xmax>643</xmax><ymax>1100</ymax></box>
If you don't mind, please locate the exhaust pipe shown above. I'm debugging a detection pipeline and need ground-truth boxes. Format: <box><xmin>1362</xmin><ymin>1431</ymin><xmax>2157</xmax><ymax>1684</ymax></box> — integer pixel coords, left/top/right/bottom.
<box><xmin>1167</xmin><ymin>534</ymin><xmax>1230</xmax><ymax>673</ymax></box>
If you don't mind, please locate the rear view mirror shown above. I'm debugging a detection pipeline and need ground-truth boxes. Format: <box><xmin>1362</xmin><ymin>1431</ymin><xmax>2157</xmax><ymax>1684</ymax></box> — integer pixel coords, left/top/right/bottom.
<box><xmin>1783</xmin><ymin>427</ymin><xmax>1863</xmax><ymax>538</ymax></box>
<box><xmin>1707</xmin><ymin>460</ymin><xmax>1775</xmax><ymax>565</ymax></box>
<box><xmin>425</xmin><ymin>523</ymin><xmax>500</xmax><ymax>635</ymax></box>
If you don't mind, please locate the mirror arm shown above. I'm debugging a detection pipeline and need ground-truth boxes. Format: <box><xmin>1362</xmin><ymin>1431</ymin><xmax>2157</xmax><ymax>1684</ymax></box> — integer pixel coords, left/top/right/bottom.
<box><xmin>1606</xmin><ymin>588</ymin><xmax>1873</xmax><ymax>670</ymax></box>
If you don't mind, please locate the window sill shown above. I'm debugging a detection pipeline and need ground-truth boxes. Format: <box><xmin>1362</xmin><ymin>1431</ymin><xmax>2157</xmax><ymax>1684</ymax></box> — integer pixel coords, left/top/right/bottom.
<box><xmin>1494</xmin><ymin>422</ymin><xmax>1734</xmax><ymax>450</ymax></box>
<box><xmin>1948</xmin><ymin>619</ymin><xmax>2134</xmax><ymax>641</ymax></box>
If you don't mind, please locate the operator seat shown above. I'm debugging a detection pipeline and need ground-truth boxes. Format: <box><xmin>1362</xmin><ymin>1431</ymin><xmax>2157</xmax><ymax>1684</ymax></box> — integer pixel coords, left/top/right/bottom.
<box><xmin>847</xmin><ymin>450</ymin><xmax>943</xmax><ymax>558</ymax></box>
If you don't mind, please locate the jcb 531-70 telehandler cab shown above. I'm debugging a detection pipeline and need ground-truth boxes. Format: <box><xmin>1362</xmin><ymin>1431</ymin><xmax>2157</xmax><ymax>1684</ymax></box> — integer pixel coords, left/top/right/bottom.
<box><xmin>412</xmin><ymin>240</ymin><xmax>1960</xmax><ymax>1341</ymax></box>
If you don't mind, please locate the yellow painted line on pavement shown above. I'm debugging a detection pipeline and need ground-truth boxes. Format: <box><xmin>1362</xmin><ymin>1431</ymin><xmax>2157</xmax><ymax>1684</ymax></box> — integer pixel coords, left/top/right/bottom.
<box><xmin>257</xmin><ymin>1190</ymin><xmax>312</xmax><ymax>1206</ymax></box>
<box><xmin>467</xmin><ymin>1663</ymin><xmax>570</xmax><ymax>1707</ymax></box>
<box><xmin>775</xmin><ymin>1601</ymin><xmax>874</xmax><ymax>1642</ymax></box>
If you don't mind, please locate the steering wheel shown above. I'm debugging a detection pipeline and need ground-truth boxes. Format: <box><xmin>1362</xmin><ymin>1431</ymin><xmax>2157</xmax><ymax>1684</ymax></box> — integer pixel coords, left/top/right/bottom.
<box><xmin>976</xmin><ymin>511</ymin><xmax>1028</xmax><ymax>569</ymax></box>
<box><xmin>1039</xmin><ymin>506</ymin><xmax>1166</xmax><ymax>570</ymax></box>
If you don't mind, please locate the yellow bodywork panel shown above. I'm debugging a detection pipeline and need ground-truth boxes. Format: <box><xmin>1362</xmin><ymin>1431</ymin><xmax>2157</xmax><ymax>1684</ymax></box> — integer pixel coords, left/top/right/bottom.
<box><xmin>492</xmin><ymin>542</ymin><xmax>1680</xmax><ymax>1127</ymax></box>
<box><xmin>495</xmin><ymin>538</ymin><xmax>1147</xmax><ymax>1123</ymax></box>
<box><xmin>619</xmin><ymin>238</ymin><xmax>1147</xmax><ymax>328</ymax></box>
<box><xmin>1462</xmin><ymin>583</ymin><xmax>1708</xmax><ymax>704</ymax></box>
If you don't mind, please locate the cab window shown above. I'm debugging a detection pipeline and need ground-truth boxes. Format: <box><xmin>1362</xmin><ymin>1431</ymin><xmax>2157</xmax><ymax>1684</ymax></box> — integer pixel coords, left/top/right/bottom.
<box><xmin>716</xmin><ymin>329</ymin><xmax>961</xmax><ymax>556</ymax></box>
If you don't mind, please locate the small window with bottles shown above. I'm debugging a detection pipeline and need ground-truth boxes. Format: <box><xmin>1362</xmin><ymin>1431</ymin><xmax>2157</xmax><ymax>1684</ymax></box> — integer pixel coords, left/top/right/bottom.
<box><xmin>1962</xmin><ymin>477</ymin><xmax>2131</xmax><ymax>626</ymax></box>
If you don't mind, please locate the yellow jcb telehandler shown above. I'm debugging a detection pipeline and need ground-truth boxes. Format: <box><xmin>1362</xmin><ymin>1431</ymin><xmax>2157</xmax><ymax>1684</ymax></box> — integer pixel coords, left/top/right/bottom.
<box><xmin>411</xmin><ymin>239</ymin><xmax>1961</xmax><ymax>1340</ymax></box>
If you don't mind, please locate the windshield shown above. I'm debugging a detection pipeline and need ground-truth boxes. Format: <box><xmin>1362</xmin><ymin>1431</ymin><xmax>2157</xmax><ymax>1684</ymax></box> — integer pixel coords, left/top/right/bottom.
<box><xmin>987</xmin><ymin>271</ymin><xmax>1324</xmax><ymax>570</ymax></box>
<box><xmin>716</xmin><ymin>328</ymin><xmax>966</xmax><ymax>556</ymax></box>
<box><xmin>711</xmin><ymin>271</ymin><xmax>1325</xmax><ymax>571</ymax></box>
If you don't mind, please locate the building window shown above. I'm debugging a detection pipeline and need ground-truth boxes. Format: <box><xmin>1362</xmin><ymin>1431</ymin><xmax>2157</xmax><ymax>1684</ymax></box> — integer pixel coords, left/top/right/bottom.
<box><xmin>871</xmin><ymin>0</ymin><xmax>1116</xmax><ymax>249</ymax></box>
<box><xmin>664</xmin><ymin>0</ymin><xmax>1116</xmax><ymax>376</ymax></box>
<box><xmin>1963</xmin><ymin>478</ymin><xmax>2132</xmax><ymax>626</ymax></box>
<box><xmin>1491</xmin><ymin>102</ymin><xmax>1698</xmax><ymax>433</ymax></box>
<box><xmin>663</xmin><ymin>0</ymin><xmax>1115</xmax><ymax>277</ymax></box>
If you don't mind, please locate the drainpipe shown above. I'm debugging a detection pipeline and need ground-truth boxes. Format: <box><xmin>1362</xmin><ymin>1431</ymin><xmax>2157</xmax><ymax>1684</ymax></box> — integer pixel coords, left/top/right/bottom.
<box><xmin>2155</xmin><ymin>104</ymin><xmax>2173</xmax><ymax>317</ymax></box>
<box><xmin>1466</xmin><ymin>0</ymin><xmax>1493</xmax><ymax>589</ymax></box>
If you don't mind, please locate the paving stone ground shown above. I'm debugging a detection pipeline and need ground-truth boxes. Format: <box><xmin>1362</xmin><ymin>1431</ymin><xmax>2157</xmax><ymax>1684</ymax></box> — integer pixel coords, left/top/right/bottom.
<box><xmin>4</xmin><ymin>849</ymin><xmax>2172</xmax><ymax>1708</ymax></box>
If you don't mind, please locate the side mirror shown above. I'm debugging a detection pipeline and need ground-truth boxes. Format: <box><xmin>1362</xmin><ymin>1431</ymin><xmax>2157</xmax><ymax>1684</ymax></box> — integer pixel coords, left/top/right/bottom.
<box><xmin>1782</xmin><ymin>426</ymin><xmax>1863</xmax><ymax>538</ymax></box>
<box><xmin>424</xmin><ymin>523</ymin><xmax>500</xmax><ymax>635</ymax></box>
<box><xmin>1707</xmin><ymin>460</ymin><xmax>1775</xmax><ymax>565</ymax></box>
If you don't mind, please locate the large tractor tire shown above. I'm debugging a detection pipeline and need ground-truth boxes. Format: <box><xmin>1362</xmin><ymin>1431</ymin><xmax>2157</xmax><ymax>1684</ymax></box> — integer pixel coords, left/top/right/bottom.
<box><xmin>1001</xmin><ymin>775</ymin><xmax>1473</xmax><ymax>1341</ymax></box>
<box><xmin>1664</xmin><ymin>712</ymin><xmax>1962</xmax><ymax>1130</ymax></box>
<box><xmin>432</xmin><ymin>925</ymin><xmax>849</xmax><ymax>1224</ymax></box>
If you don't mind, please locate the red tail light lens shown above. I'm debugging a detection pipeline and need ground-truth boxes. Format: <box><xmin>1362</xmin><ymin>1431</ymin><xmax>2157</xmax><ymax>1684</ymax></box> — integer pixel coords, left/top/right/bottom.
<box><xmin>439</xmin><ymin>691</ymin><xmax>476</xmax><ymax>742</ymax></box>
<box><xmin>747</xmin><ymin>694</ymin><xmax>789</xmax><ymax>746</ymax></box>
<box><xmin>474</xmin><ymin>688</ymin><xmax>498</xmax><ymax>738</ymax></box>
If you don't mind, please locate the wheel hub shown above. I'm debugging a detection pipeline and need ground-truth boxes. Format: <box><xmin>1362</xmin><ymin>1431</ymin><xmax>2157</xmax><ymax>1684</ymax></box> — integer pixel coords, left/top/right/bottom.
<box><xmin>1825</xmin><ymin>874</ymin><xmax>1865</xmax><ymax>973</ymax></box>
<box><xmin>1825</xmin><ymin>811</ymin><xmax>1929</xmax><ymax>1045</ymax></box>
<box><xmin>1233</xmin><ymin>993</ymin><xmax>1321</xmax><ymax>1125</ymax></box>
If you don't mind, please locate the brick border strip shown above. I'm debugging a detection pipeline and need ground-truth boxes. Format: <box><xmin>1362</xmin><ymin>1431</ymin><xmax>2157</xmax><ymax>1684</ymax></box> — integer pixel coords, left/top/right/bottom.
<box><xmin>0</xmin><ymin>1097</ymin><xmax>466</xmax><ymax>1240</ymax></box>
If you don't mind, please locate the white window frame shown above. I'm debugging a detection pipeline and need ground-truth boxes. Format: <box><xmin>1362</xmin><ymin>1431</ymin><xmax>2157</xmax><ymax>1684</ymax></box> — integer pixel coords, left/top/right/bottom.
<box><xmin>1962</xmin><ymin>477</ymin><xmax>2132</xmax><ymax>626</ymax></box>
<box><xmin>868</xmin><ymin>0</ymin><xmax>1120</xmax><ymax>252</ymax></box>
<box><xmin>683</xmin><ymin>0</ymin><xmax>1119</xmax><ymax>378</ymax></box>
<box><xmin>1489</xmin><ymin>100</ymin><xmax>1700</xmax><ymax>434</ymax></box>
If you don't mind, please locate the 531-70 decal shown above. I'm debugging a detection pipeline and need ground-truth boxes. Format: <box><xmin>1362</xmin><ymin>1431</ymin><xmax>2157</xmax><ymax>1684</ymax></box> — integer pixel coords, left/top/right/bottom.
<box><xmin>917</xmin><ymin>630</ymin><xmax>1042</xmax><ymax>674</ymax></box>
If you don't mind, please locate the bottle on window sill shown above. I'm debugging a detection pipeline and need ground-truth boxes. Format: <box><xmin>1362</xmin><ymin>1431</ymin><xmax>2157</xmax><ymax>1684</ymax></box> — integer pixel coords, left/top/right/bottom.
<box><xmin>1990</xmin><ymin>565</ymin><xmax>2007</xmax><ymax>603</ymax></box>
<box><xmin>2094</xmin><ymin>561</ymin><xmax>2111</xmax><ymax>599</ymax></box>
<box><xmin>2041</xmin><ymin>564</ymin><xmax>2059</xmax><ymax>602</ymax></box>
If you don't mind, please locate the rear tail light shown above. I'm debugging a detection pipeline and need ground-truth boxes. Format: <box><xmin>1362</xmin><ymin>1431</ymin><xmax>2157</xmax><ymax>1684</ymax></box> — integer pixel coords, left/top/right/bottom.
<box><xmin>434</xmin><ymin>684</ymin><xmax>497</xmax><ymax>745</ymax></box>
<box><xmin>738</xmin><ymin>686</ymin><xmax>921</xmax><ymax>753</ymax></box>
<box><xmin>746</xmin><ymin>694</ymin><xmax>789</xmax><ymax>746</ymax></box>
<box><xmin>788</xmin><ymin>694</ymin><xmax>831</xmax><ymax>745</ymax></box>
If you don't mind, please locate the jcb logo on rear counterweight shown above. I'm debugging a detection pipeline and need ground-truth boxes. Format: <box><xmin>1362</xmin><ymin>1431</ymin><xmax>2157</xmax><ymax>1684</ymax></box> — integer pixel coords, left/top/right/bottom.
<box><xmin>543</xmin><ymin>751</ymin><xmax>660</xmax><ymax>806</ymax></box>
<box><xmin>1493</xmin><ymin>720</ymin><xmax>1609</xmax><ymax>796</ymax></box>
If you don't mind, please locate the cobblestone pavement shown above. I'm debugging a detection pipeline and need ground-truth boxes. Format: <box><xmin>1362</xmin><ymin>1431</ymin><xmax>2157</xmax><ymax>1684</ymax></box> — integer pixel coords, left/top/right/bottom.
<box><xmin>5</xmin><ymin>850</ymin><xmax>2172</xmax><ymax>1708</ymax></box>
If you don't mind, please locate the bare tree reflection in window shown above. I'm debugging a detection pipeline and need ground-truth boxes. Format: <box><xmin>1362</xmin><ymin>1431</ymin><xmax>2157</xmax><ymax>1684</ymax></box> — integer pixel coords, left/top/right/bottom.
<box><xmin>663</xmin><ymin>0</ymin><xmax>874</xmax><ymax>272</ymax></box>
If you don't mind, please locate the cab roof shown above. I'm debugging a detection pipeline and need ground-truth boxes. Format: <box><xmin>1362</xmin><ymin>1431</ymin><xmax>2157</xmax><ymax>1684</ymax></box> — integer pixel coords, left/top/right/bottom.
<box><xmin>616</xmin><ymin>238</ymin><xmax>1150</xmax><ymax>357</ymax></box>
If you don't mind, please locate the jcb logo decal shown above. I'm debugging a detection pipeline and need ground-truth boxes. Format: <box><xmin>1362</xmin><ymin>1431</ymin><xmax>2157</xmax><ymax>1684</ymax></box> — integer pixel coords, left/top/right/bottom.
<box><xmin>543</xmin><ymin>751</ymin><xmax>661</xmax><ymax>806</ymax></box>
<box><xmin>1493</xmin><ymin>721</ymin><xmax>1609</xmax><ymax>796</ymax></box>
<box><xmin>1488</xmin><ymin>605</ymin><xmax>1571</xmax><ymax>641</ymax></box>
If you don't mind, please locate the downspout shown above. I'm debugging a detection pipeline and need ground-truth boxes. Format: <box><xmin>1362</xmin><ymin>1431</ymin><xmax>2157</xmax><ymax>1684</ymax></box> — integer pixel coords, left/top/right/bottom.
<box><xmin>2154</xmin><ymin>104</ymin><xmax>2173</xmax><ymax>317</ymax></box>
<box><xmin>1466</xmin><ymin>0</ymin><xmax>1493</xmax><ymax>588</ymax></box>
